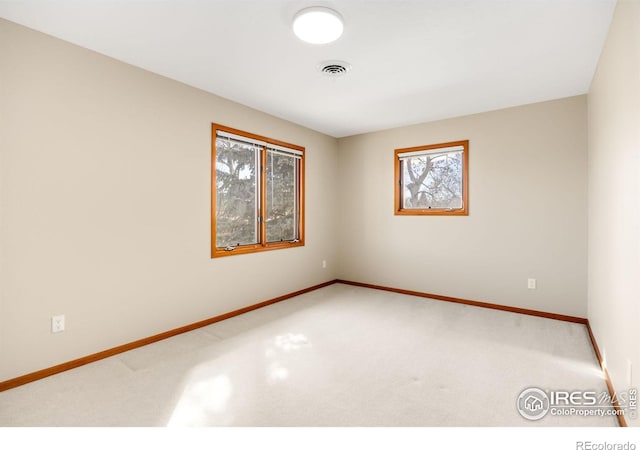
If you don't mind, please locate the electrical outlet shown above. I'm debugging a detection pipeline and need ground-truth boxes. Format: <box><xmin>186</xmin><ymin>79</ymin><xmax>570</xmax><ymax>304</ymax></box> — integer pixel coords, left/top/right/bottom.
<box><xmin>527</xmin><ymin>278</ymin><xmax>537</xmax><ymax>289</ymax></box>
<box><xmin>322</xmin><ymin>260</ymin><xmax>327</xmax><ymax>269</ymax></box>
<box><xmin>51</xmin><ymin>315</ymin><xmax>65</xmax><ymax>333</ymax></box>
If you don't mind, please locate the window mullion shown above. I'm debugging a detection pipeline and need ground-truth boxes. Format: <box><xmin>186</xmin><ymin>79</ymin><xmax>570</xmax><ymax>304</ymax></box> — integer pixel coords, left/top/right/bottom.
<box><xmin>259</xmin><ymin>145</ymin><xmax>267</xmax><ymax>247</ymax></box>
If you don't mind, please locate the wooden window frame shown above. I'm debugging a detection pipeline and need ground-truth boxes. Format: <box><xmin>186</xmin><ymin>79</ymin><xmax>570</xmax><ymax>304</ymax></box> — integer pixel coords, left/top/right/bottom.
<box><xmin>211</xmin><ymin>124</ymin><xmax>305</xmax><ymax>258</ymax></box>
<box><xmin>394</xmin><ymin>140</ymin><xmax>469</xmax><ymax>216</ymax></box>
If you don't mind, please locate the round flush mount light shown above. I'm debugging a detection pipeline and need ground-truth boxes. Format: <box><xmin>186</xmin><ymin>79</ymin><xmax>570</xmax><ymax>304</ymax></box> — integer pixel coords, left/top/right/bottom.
<box><xmin>293</xmin><ymin>6</ymin><xmax>344</xmax><ymax>44</ymax></box>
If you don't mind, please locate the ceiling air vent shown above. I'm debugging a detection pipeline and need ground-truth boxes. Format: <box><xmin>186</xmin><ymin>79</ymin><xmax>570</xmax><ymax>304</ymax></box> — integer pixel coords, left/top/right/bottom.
<box><xmin>319</xmin><ymin>60</ymin><xmax>352</xmax><ymax>77</ymax></box>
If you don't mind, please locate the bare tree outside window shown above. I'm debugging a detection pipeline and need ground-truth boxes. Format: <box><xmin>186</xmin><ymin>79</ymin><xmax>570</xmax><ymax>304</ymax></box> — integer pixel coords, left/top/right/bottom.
<box><xmin>402</xmin><ymin>152</ymin><xmax>463</xmax><ymax>209</ymax></box>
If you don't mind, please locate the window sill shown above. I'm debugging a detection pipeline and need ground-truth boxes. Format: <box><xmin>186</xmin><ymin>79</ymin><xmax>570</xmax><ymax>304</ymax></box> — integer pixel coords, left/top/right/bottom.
<box><xmin>395</xmin><ymin>208</ymin><xmax>468</xmax><ymax>216</ymax></box>
<box><xmin>211</xmin><ymin>240</ymin><xmax>305</xmax><ymax>258</ymax></box>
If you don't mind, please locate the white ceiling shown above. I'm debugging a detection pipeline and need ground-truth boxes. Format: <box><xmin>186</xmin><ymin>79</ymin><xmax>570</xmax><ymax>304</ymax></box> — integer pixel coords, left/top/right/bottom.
<box><xmin>0</xmin><ymin>0</ymin><xmax>616</xmax><ymax>138</ymax></box>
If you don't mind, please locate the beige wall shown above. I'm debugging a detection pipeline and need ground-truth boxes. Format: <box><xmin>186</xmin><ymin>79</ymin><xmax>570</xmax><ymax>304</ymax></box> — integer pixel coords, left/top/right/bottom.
<box><xmin>0</xmin><ymin>19</ymin><xmax>339</xmax><ymax>381</ymax></box>
<box><xmin>588</xmin><ymin>0</ymin><xmax>639</xmax><ymax>427</ymax></box>
<box><xmin>337</xmin><ymin>96</ymin><xmax>588</xmax><ymax>317</ymax></box>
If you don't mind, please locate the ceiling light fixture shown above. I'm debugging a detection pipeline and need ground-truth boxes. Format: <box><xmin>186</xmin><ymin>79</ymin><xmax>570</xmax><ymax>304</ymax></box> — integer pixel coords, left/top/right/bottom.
<box><xmin>293</xmin><ymin>6</ymin><xmax>344</xmax><ymax>45</ymax></box>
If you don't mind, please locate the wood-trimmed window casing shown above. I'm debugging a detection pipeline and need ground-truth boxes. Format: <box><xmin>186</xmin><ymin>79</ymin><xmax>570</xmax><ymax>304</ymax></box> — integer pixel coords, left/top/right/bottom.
<box><xmin>211</xmin><ymin>124</ymin><xmax>305</xmax><ymax>258</ymax></box>
<box><xmin>394</xmin><ymin>140</ymin><xmax>469</xmax><ymax>216</ymax></box>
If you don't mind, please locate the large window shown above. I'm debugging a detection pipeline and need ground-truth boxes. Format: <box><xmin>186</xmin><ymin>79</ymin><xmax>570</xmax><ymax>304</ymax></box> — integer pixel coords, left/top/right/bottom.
<box><xmin>394</xmin><ymin>140</ymin><xmax>468</xmax><ymax>216</ymax></box>
<box><xmin>212</xmin><ymin>124</ymin><xmax>304</xmax><ymax>257</ymax></box>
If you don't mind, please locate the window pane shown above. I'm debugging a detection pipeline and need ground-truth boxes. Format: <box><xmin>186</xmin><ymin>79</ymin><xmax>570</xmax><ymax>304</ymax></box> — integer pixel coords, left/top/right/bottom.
<box><xmin>266</xmin><ymin>150</ymin><xmax>297</xmax><ymax>242</ymax></box>
<box><xmin>215</xmin><ymin>137</ymin><xmax>258</xmax><ymax>247</ymax></box>
<box><xmin>402</xmin><ymin>151</ymin><xmax>463</xmax><ymax>209</ymax></box>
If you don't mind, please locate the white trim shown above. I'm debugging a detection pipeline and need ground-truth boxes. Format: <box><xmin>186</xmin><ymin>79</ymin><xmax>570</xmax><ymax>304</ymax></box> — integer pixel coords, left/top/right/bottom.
<box><xmin>267</xmin><ymin>147</ymin><xmax>303</xmax><ymax>159</ymax></box>
<box><xmin>217</xmin><ymin>130</ymin><xmax>303</xmax><ymax>157</ymax></box>
<box><xmin>217</xmin><ymin>130</ymin><xmax>264</xmax><ymax>148</ymax></box>
<box><xmin>398</xmin><ymin>145</ymin><xmax>464</xmax><ymax>159</ymax></box>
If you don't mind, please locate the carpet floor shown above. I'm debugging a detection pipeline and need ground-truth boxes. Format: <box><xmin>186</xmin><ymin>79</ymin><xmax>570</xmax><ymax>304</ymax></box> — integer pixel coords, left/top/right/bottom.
<box><xmin>0</xmin><ymin>283</ymin><xmax>618</xmax><ymax>426</ymax></box>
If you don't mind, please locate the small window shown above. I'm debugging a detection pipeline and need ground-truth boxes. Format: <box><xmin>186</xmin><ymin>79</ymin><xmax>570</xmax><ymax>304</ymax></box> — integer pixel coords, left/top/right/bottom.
<box><xmin>212</xmin><ymin>124</ymin><xmax>304</xmax><ymax>257</ymax></box>
<box><xmin>394</xmin><ymin>140</ymin><xmax>468</xmax><ymax>216</ymax></box>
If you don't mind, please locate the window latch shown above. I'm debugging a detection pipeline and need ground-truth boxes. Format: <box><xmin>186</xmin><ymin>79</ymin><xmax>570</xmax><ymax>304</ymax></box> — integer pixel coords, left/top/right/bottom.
<box><xmin>290</xmin><ymin>239</ymin><xmax>300</xmax><ymax>243</ymax></box>
<box><xmin>224</xmin><ymin>246</ymin><xmax>236</xmax><ymax>251</ymax></box>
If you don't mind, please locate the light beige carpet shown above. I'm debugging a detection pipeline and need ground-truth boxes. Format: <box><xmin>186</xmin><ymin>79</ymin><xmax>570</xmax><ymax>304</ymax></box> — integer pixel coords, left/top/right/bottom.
<box><xmin>0</xmin><ymin>283</ymin><xmax>618</xmax><ymax>426</ymax></box>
